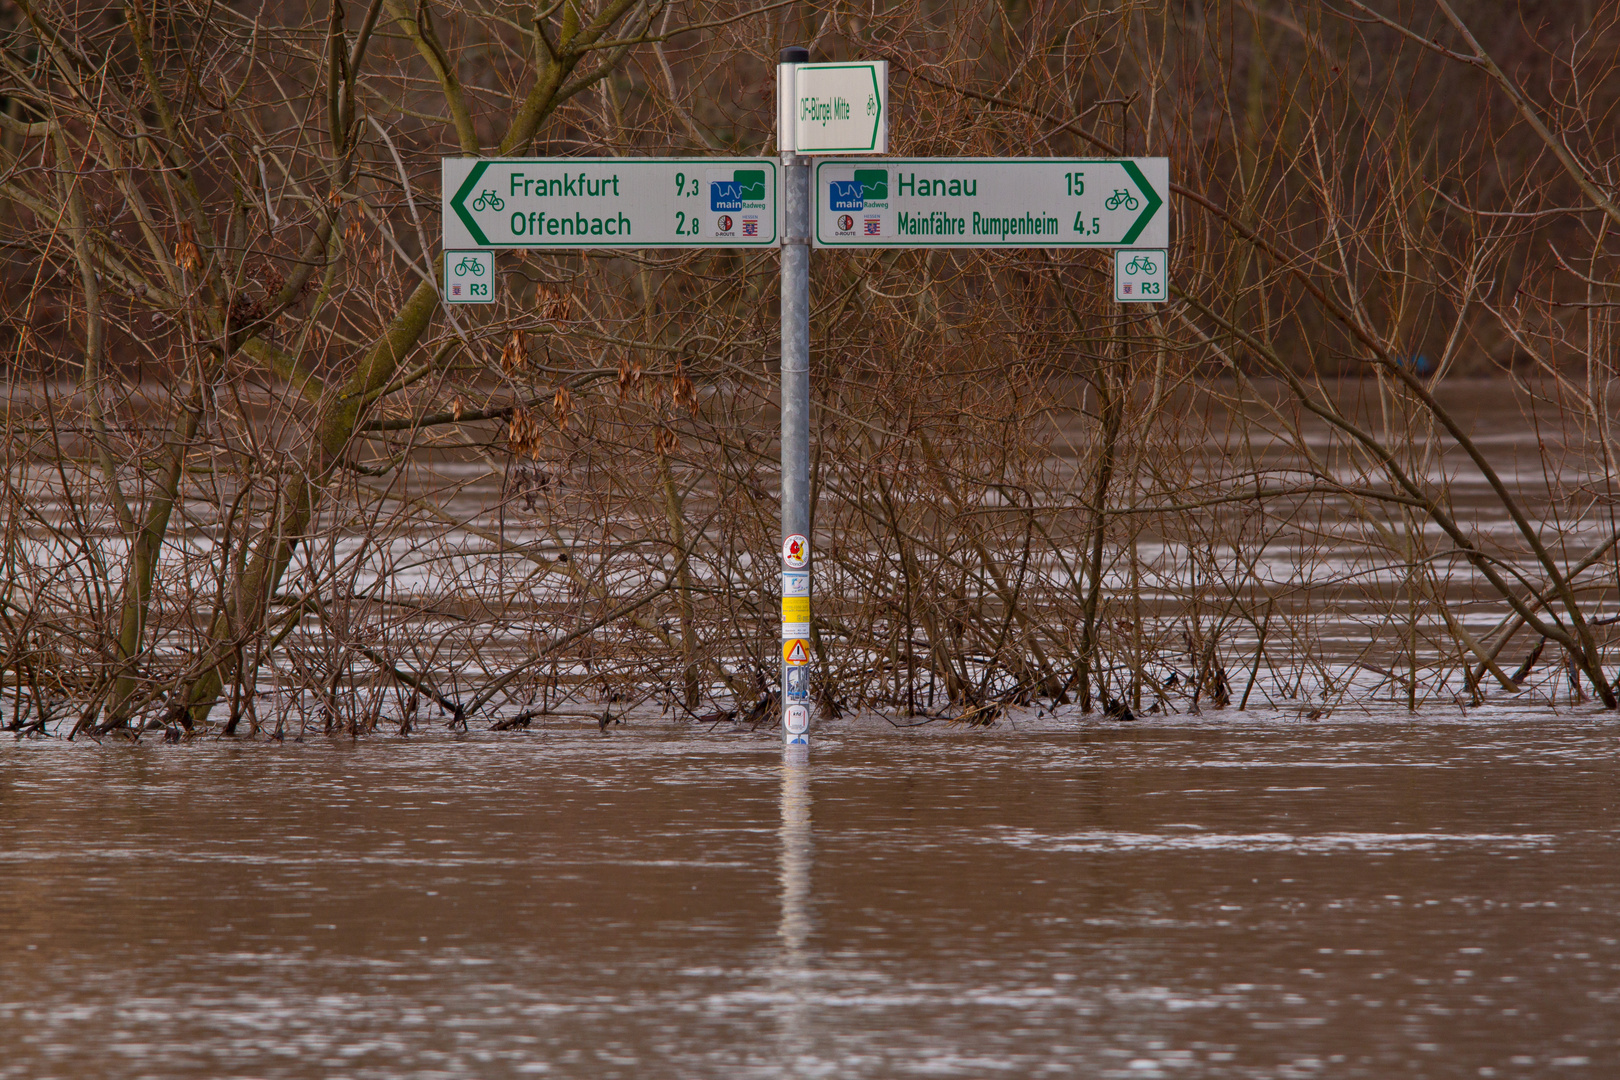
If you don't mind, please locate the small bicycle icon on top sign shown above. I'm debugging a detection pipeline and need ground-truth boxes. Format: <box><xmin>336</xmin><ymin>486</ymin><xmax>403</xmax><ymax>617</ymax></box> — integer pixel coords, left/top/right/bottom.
<box><xmin>471</xmin><ymin>190</ymin><xmax>504</xmax><ymax>211</ymax></box>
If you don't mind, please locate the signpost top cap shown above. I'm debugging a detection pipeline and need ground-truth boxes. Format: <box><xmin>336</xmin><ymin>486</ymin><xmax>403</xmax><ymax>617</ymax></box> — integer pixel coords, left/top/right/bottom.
<box><xmin>779</xmin><ymin>45</ymin><xmax>810</xmax><ymax>63</ymax></box>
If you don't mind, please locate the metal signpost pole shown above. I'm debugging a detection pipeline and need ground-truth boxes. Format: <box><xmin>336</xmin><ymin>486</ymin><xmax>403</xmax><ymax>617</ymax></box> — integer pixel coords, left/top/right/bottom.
<box><xmin>778</xmin><ymin>46</ymin><xmax>813</xmax><ymax>749</ymax></box>
<box><xmin>440</xmin><ymin>65</ymin><xmax>1162</xmax><ymax>748</ymax></box>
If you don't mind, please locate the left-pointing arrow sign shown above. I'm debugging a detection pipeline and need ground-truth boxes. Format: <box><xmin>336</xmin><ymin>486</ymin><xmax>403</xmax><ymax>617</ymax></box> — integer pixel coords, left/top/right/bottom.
<box><xmin>442</xmin><ymin>158</ymin><xmax>780</xmax><ymax>250</ymax></box>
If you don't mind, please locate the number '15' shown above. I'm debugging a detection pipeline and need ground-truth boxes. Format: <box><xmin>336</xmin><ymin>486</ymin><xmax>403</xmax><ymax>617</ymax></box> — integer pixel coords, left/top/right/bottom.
<box><xmin>1065</xmin><ymin>171</ymin><xmax>1085</xmax><ymax>196</ymax></box>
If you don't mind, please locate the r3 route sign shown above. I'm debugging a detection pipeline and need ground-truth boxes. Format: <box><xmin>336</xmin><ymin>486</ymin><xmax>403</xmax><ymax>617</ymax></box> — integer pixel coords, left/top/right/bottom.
<box><xmin>813</xmin><ymin>158</ymin><xmax>1168</xmax><ymax>248</ymax></box>
<box><xmin>441</xmin><ymin>158</ymin><xmax>778</xmax><ymax>249</ymax></box>
<box><xmin>443</xmin><ymin>250</ymin><xmax>494</xmax><ymax>304</ymax></box>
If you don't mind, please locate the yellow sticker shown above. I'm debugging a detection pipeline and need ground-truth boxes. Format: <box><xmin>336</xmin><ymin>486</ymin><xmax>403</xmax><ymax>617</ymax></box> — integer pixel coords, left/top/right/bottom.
<box><xmin>781</xmin><ymin>596</ymin><xmax>810</xmax><ymax>622</ymax></box>
<box><xmin>783</xmin><ymin>639</ymin><xmax>810</xmax><ymax>664</ymax></box>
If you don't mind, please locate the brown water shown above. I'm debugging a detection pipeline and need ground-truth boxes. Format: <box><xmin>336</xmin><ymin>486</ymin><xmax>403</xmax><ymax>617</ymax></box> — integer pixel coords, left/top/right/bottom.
<box><xmin>3</xmin><ymin>717</ymin><xmax>1618</xmax><ymax>1078</ymax></box>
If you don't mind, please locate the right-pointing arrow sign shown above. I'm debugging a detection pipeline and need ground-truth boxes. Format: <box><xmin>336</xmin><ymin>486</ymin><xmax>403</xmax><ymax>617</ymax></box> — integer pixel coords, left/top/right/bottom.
<box><xmin>813</xmin><ymin>157</ymin><xmax>1169</xmax><ymax>249</ymax></box>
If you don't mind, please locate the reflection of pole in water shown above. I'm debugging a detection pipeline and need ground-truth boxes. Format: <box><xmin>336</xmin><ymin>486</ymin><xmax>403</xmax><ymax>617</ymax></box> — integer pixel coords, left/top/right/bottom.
<box><xmin>777</xmin><ymin>743</ymin><xmax>813</xmax><ymax>1072</ymax></box>
<box><xmin>779</xmin><ymin>744</ymin><xmax>812</xmax><ymax>954</ymax></box>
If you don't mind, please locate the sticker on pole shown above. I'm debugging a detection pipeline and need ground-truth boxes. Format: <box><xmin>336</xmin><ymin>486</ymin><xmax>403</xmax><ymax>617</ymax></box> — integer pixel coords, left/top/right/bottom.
<box><xmin>784</xmin><ymin>703</ymin><xmax>811</xmax><ymax>735</ymax></box>
<box><xmin>1114</xmin><ymin>249</ymin><xmax>1166</xmax><ymax>302</ymax></box>
<box><xmin>782</xmin><ymin>534</ymin><xmax>809</xmax><ymax>568</ymax></box>
<box><xmin>783</xmin><ymin>639</ymin><xmax>810</xmax><ymax>665</ymax></box>
<box><xmin>782</xmin><ymin>570</ymin><xmax>809</xmax><ymax>596</ymax></box>
<box><xmin>444</xmin><ymin>250</ymin><xmax>494</xmax><ymax>303</ymax></box>
<box><xmin>784</xmin><ymin>666</ymin><xmax>809</xmax><ymax>698</ymax></box>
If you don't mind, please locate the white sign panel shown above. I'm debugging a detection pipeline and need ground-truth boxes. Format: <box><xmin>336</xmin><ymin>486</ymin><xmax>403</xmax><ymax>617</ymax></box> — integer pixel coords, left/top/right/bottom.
<box><xmin>1114</xmin><ymin>249</ymin><xmax>1166</xmax><ymax>302</ymax></box>
<box><xmin>813</xmin><ymin>157</ymin><xmax>1168</xmax><ymax>248</ymax></box>
<box><xmin>793</xmin><ymin>62</ymin><xmax>887</xmax><ymax>154</ymax></box>
<box><xmin>442</xmin><ymin>158</ymin><xmax>778</xmax><ymax>249</ymax></box>
<box><xmin>443</xmin><ymin>250</ymin><xmax>494</xmax><ymax>303</ymax></box>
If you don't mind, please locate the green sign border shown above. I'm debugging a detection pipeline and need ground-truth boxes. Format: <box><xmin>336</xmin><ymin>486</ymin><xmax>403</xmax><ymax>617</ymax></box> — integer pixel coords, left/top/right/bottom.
<box><xmin>795</xmin><ymin>63</ymin><xmax>884</xmax><ymax>154</ymax></box>
<box><xmin>445</xmin><ymin>157</ymin><xmax>780</xmax><ymax>250</ymax></box>
<box><xmin>812</xmin><ymin>157</ymin><xmax>1166</xmax><ymax>248</ymax></box>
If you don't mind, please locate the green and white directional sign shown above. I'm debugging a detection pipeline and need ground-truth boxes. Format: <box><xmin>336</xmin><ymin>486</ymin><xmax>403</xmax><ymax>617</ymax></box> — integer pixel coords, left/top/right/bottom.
<box><xmin>792</xmin><ymin>61</ymin><xmax>887</xmax><ymax>154</ymax></box>
<box><xmin>442</xmin><ymin>158</ymin><xmax>778</xmax><ymax>249</ymax></box>
<box><xmin>1114</xmin><ymin>249</ymin><xmax>1167</xmax><ymax>302</ymax></box>
<box><xmin>444</xmin><ymin>250</ymin><xmax>494</xmax><ymax>303</ymax></box>
<box><xmin>813</xmin><ymin>157</ymin><xmax>1168</xmax><ymax>248</ymax></box>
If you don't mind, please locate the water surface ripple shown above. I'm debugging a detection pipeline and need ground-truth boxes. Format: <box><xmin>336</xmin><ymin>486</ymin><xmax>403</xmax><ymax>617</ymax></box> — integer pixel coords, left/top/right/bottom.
<box><xmin>2</xmin><ymin>718</ymin><xmax>1617</xmax><ymax>1078</ymax></box>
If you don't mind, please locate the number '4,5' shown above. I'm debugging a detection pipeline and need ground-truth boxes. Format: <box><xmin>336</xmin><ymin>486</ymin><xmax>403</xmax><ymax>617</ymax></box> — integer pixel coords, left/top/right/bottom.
<box><xmin>1065</xmin><ymin>171</ymin><xmax>1085</xmax><ymax>196</ymax></box>
<box><xmin>1073</xmin><ymin>214</ymin><xmax>1100</xmax><ymax>235</ymax></box>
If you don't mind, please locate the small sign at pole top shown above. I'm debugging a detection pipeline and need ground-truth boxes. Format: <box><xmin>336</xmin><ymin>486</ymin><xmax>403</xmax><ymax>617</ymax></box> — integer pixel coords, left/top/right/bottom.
<box><xmin>794</xmin><ymin>62</ymin><xmax>887</xmax><ymax>154</ymax></box>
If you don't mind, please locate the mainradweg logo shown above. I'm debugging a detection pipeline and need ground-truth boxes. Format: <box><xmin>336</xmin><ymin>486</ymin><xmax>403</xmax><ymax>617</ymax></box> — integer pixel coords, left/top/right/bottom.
<box><xmin>711</xmin><ymin>169</ymin><xmax>768</xmax><ymax>211</ymax></box>
<box><xmin>827</xmin><ymin>168</ymin><xmax>888</xmax><ymax>211</ymax></box>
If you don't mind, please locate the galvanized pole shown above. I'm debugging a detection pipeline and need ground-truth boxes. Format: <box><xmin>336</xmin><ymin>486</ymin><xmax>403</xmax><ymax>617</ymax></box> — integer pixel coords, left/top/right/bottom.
<box><xmin>778</xmin><ymin>46</ymin><xmax>812</xmax><ymax>747</ymax></box>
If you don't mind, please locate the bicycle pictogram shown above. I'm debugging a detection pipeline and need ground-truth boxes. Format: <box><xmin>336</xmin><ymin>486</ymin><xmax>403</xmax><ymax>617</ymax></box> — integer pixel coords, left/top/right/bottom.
<box><xmin>1124</xmin><ymin>254</ymin><xmax>1157</xmax><ymax>276</ymax></box>
<box><xmin>454</xmin><ymin>256</ymin><xmax>484</xmax><ymax>277</ymax></box>
<box><xmin>1105</xmin><ymin>189</ymin><xmax>1140</xmax><ymax>212</ymax></box>
<box><xmin>471</xmin><ymin>190</ymin><xmax>504</xmax><ymax>211</ymax></box>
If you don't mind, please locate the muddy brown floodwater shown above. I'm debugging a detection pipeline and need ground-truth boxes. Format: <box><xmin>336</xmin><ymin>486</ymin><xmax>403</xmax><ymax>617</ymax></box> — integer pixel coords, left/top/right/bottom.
<box><xmin>2</xmin><ymin>715</ymin><xmax>1618</xmax><ymax>1078</ymax></box>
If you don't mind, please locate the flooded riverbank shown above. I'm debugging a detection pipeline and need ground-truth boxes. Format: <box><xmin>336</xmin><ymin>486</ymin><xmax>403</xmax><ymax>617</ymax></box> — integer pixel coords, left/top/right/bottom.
<box><xmin>4</xmin><ymin>712</ymin><xmax>1616</xmax><ymax>1078</ymax></box>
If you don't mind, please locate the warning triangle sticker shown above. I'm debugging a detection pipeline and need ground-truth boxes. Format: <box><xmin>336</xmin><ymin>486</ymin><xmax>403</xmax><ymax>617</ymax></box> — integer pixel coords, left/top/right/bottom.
<box><xmin>784</xmin><ymin>639</ymin><xmax>810</xmax><ymax>664</ymax></box>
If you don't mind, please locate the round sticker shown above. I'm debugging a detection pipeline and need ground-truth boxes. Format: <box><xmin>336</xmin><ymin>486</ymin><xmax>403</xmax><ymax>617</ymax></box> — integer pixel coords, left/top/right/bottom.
<box><xmin>784</xmin><ymin>704</ymin><xmax>810</xmax><ymax>735</ymax></box>
<box><xmin>782</xmin><ymin>534</ymin><xmax>809</xmax><ymax>568</ymax></box>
